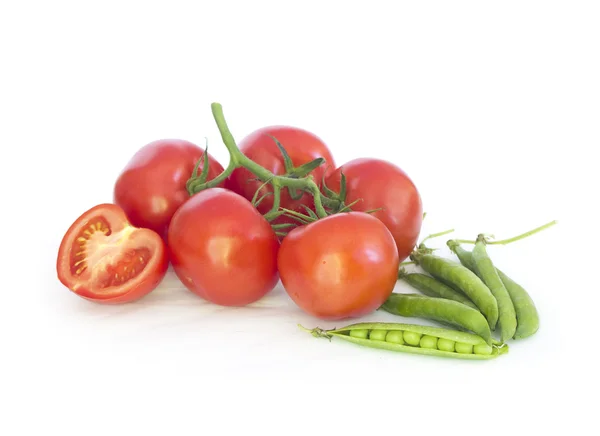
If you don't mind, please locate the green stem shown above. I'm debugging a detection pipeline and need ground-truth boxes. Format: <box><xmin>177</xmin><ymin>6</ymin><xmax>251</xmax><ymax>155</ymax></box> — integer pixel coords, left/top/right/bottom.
<box><xmin>189</xmin><ymin>102</ymin><xmax>331</xmax><ymax>220</ymax></box>
<box><xmin>271</xmin><ymin>223</ymin><xmax>296</xmax><ymax>230</ymax></box>
<box><xmin>451</xmin><ymin>220</ymin><xmax>557</xmax><ymax>245</ymax></box>
<box><xmin>319</xmin><ymin>192</ymin><xmax>341</xmax><ymax>210</ymax></box>
<box><xmin>264</xmin><ymin>184</ymin><xmax>282</xmax><ymax>221</ymax></box>
<box><xmin>211</xmin><ymin>103</ymin><xmax>274</xmax><ymax>179</ymax></box>
<box><xmin>297</xmin><ymin>324</ymin><xmax>330</xmax><ymax>339</ymax></box>
<box><xmin>308</xmin><ymin>181</ymin><xmax>328</xmax><ymax>218</ymax></box>
<box><xmin>419</xmin><ymin>228</ymin><xmax>455</xmax><ymax>246</ymax></box>
<box><xmin>187</xmin><ymin>160</ymin><xmax>236</xmax><ymax>195</ymax></box>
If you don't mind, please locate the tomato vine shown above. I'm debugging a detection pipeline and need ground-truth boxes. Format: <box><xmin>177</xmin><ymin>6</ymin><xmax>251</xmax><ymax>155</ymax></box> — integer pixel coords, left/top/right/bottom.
<box><xmin>186</xmin><ymin>103</ymin><xmax>342</xmax><ymax>223</ymax></box>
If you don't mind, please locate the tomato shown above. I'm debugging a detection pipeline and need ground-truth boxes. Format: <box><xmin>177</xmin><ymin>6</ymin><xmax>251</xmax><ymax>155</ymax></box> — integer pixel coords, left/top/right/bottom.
<box><xmin>324</xmin><ymin>158</ymin><xmax>423</xmax><ymax>262</ymax></box>
<box><xmin>277</xmin><ymin>212</ymin><xmax>400</xmax><ymax>320</ymax></box>
<box><xmin>167</xmin><ymin>188</ymin><xmax>280</xmax><ymax>306</ymax></box>
<box><xmin>113</xmin><ymin>139</ymin><xmax>225</xmax><ymax>238</ymax></box>
<box><xmin>56</xmin><ymin>203</ymin><xmax>168</xmax><ymax>304</ymax></box>
<box><xmin>225</xmin><ymin>126</ymin><xmax>336</xmax><ymax>223</ymax></box>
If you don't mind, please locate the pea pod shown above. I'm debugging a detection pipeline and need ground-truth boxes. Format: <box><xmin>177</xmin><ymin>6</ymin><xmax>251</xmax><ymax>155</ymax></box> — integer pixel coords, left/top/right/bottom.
<box><xmin>380</xmin><ymin>293</ymin><xmax>492</xmax><ymax>345</ymax></box>
<box><xmin>472</xmin><ymin>236</ymin><xmax>517</xmax><ymax>342</ymax></box>
<box><xmin>496</xmin><ymin>270</ymin><xmax>539</xmax><ymax>339</ymax></box>
<box><xmin>300</xmin><ymin>322</ymin><xmax>508</xmax><ymax>360</ymax></box>
<box><xmin>398</xmin><ymin>269</ymin><xmax>478</xmax><ymax>309</ymax></box>
<box><xmin>448</xmin><ymin>240</ymin><xmax>539</xmax><ymax>340</ymax></box>
<box><xmin>447</xmin><ymin>240</ymin><xmax>477</xmax><ymax>271</ymax></box>
<box><xmin>410</xmin><ymin>251</ymin><xmax>499</xmax><ymax>329</ymax></box>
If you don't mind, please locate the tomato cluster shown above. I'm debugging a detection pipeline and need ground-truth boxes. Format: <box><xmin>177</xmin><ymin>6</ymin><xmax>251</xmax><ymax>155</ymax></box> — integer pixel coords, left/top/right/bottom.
<box><xmin>56</xmin><ymin>107</ymin><xmax>423</xmax><ymax>321</ymax></box>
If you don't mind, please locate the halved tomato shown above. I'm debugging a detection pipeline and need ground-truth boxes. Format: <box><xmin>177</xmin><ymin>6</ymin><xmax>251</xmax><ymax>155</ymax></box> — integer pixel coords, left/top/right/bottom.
<box><xmin>56</xmin><ymin>203</ymin><xmax>168</xmax><ymax>304</ymax></box>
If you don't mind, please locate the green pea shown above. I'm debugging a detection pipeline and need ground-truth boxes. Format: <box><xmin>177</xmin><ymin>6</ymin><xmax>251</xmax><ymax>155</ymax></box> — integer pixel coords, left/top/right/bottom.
<box><xmin>385</xmin><ymin>330</ymin><xmax>405</xmax><ymax>344</ymax></box>
<box><xmin>369</xmin><ymin>329</ymin><xmax>388</xmax><ymax>341</ymax></box>
<box><xmin>420</xmin><ymin>335</ymin><xmax>438</xmax><ymax>349</ymax></box>
<box><xmin>300</xmin><ymin>322</ymin><xmax>509</xmax><ymax>360</ymax></box>
<box><xmin>455</xmin><ymin>342</ymin><xmax>473</xmax><ymax>354</ymax></box>
<box><xmin>349</xmin><ymin>329</ymin><xmax>369</xmax><ymax>339</ymax></box>
<box><xmin>473</xmin><ymin>344</ymin><xmax>493</xmax><ymax>355</ymax></box>
<box><xmin>403</xmin><ymin>331</ymin><xmax>422</xmax><ymax>346</ymax></box>
<box><xmin>437</xmin><ymin>338</ymin><xmax>455</xmax><ymax>352</ymax></box>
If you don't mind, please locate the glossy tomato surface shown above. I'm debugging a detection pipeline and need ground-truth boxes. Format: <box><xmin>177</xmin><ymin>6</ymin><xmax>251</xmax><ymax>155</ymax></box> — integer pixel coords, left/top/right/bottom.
<box><xmin>56</xmin><ymin>203</ymin><xmax>168</xmax><ymax>304</ymax></box>
<box><xmin>278</xmin><ymin>212</ymin><xmax>400</xmax><ymax>320</ymax></box>
<box><xmin>226</xmin><ymin>126</ymin><xmax>335</xmax><ymax>222</ymax></box>
<box><xmin>325</xmin><ymin>158</ymin><xmax>423</xmax><ymax>262</ymax></box>
<box><xmin>167</xmin><ymin>188</ymin><xmax>280</xmax><ymax>306</ymax></box>
<box><xmin>114</xmin><ymin>139</ymin><xmax>225</xmax><ymax>238</ymax></box>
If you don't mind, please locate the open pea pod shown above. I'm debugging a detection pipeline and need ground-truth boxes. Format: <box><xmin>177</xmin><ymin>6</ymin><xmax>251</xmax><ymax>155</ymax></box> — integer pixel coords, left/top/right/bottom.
<box><xmin>302</xmin><ymin>322</ymin><xmax>509</xmax><ymax>360</ymax></box>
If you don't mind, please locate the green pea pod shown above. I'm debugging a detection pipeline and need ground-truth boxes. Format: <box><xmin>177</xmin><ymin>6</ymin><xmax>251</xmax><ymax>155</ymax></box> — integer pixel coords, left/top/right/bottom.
<box><xmin>448</xmin><ymin>240</ymin><xmax>539</xmax><ymax>340</ymax></box>
<box><xmin>447</xmin><ymin>240</ymin><xmax>477</xmax><ymax>271</ymax></box>
<box><xmin>380</xmin><ymin>293</ymin><xmax>492</xmax><ymax>345</ymax></box>
<box><xmin>301</xmin><ymin>322</ymin><xmax>508</xmax><ymax>360</ymax></box>
<box><xmin>472</xmin><ymin>238</ymin><xmax>517</xmax><ymax>342</ymax></box>
<box><xmin>410</xmin><ymin>252</ymin><xmax>499</xmax><ymax>330</ymax></box>
<box><xmin>495</xmin><ymin>269</ymin><xmax>539</xmax><ymax>339</ymax></box>
<box><xmin>398</xmin><ymin>270</ymin><xmax>478</xmax><ymax>309</ymax></box>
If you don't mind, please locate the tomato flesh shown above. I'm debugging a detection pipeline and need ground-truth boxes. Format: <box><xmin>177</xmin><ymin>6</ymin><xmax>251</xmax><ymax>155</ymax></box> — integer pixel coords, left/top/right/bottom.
<box><xmin>57</xmin><ymin>204</ymin><xmax>168</xmax><ymax>303</ymax></box>
<box><xmin>278</xmin><ymin>212</ymin><xmax>400</xmax><ymax>320</ymax></box>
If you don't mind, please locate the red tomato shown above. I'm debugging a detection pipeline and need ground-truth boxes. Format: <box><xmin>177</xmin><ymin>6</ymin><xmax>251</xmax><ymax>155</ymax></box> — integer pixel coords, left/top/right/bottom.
<box><xmin>277</xmin><ymin>212</ymin><xmax>400</xmax><ymax>320</ymax></box>
<box><xmin>324</xmin><ymin>158</ymin><xmax>423</xmax><ymax>262</ymax></box>
<box><xmin>167</xmin><ymin>188</ymin><xmax>280</xmax><ymax>306</ymax></box>
<box><xmin>225</xmin><ymin>126</ymin><xmax>336</xmax><ymax>223</ymax></box>
<box><xmin>56</xmin><ymin>203</ymin><xmax>168</xmax><ymax>304</ymax></box>
<box><xmin>114</xmin><ymin>139</ymin><xmax>225</xmax><ymax>238</ymax></box>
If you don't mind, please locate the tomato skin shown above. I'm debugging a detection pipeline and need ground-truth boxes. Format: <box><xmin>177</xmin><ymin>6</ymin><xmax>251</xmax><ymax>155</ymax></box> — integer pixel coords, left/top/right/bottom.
<box><xmin>324</xmin><ymin>158</ymin><xmax>423</xmax><ymax>262</ymax></box>
<box><xmin>277</xmin><ymin>212</ymin><xmax>400</xmax><ymax>320</ymax></box>
<box><xmin>225</xmin><ymin>126</ymin><xmax>336</xmax><ymax>223</ymax></box>
<box><xmin>114</xmin><ymin>139</ymin><xmax>225</xmax><ymax>238</ymax></box>
<box><xmin>56</xmin><ymin>203</ymin><xmax>168</xmax><ymax>304</ymax></box>
<box><xmin>167</xmin><ymin>188</ymin><xmax>280</xmax><ymax>306</ymax></box>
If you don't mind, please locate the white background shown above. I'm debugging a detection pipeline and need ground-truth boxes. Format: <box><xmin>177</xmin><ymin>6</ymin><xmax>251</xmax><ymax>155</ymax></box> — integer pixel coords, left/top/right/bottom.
<box><xmin>1</xmin><ymin>1</ymin><xmax>598</xmax><ymax>435</ymax></box>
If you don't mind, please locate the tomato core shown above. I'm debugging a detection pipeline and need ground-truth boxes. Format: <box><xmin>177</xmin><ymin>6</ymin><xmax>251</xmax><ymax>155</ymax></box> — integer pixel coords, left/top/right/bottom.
<box><xmin>67</xmin><ymin>217</ymin><xmax>153</xmax><ymax>291</ymax></box>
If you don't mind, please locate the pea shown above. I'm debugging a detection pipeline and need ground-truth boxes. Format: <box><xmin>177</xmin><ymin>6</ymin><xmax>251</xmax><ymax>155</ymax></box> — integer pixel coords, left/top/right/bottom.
<box><xmin>349</xmin><ymin>329</ymin><xmax>369</xmax><ymax>339</ymax></box>
<box><xmin>369</xmin><ymin>329</ymin><xmax>387</xmax><ymax>341</ymax></box>
<box><xmin>455</xmin><ymin>342</ymin><xmax>473</xmax><ymax>354</ymax></box>
<box><xmin>437</xmin><ymin>338</ymin><xmax>455</xmax><ymax>352</ymax></box>
<box><xmin>474</xmin><ymin>344</ymin><xmax>493</xmax><ymax>355</ymax></box>
<box><xmin>403</xmin><ymin>331</ymin><xmax>422</xmax><ymax>346</ymax></box>
<box><xmin>385</xmin><ymin>330</ymin><xmax>405</xmax><ymax>344</ymax></box>
<box><xmin>420</xmin><ymin>335</ymin><xmax>438</xmax><ymax>349</ymax></box>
